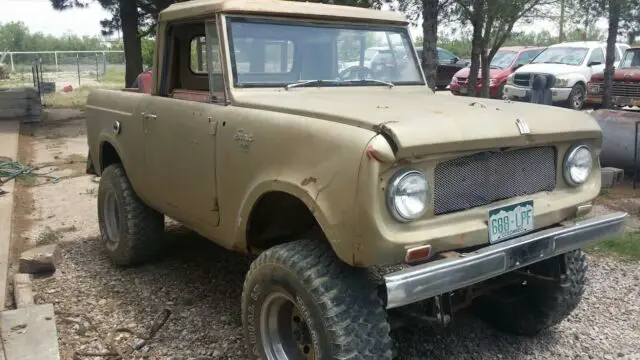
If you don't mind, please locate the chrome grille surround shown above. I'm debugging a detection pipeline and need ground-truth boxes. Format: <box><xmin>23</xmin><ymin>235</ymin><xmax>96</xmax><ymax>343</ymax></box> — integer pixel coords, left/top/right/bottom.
<box><xmin>514</xmin><ymin>73</ymin><xmax>532</xmax><ymax>87</ymax></box>
<box><xmin>612</xmin><ymin>81</ymin><xmax>640</xmax><ymax>97</ymax></box>
<box><xmin>433</xmin><ymin>146</ymin><xmax>557</xmax><ymax>215</ymax></box>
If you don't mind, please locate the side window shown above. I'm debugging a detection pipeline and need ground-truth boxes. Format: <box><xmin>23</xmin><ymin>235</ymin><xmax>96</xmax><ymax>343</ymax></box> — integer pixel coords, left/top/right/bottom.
<box><xmin>516</xmin><ymin>50</ymin><xmax>540</xmax><ymax>65</ymax></box>
<box><xmin>588</xmin><ymin>48</ymin><xmax>605</xmax><ymax>65</ymax></box>
<box><xmin>163</xmin><ymin>21</ymin><xmax>226</xmax><ymax>103</ymax></box>
<box><xmin>437</xmin><ymin>48</ymin><xmax>456</xmax><ymax>62</ymax></box>
<box><xmin>189</xmin><ymin>35</ymin><xmax>222</xmax><ymax>74</ymax></box>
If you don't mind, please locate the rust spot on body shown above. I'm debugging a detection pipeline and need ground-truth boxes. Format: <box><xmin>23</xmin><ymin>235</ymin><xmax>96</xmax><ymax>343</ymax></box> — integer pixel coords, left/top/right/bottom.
<box><xmin>301</xmin><ymin>177</ymin><xmax>317</xmax><ymax>186</ymax></box>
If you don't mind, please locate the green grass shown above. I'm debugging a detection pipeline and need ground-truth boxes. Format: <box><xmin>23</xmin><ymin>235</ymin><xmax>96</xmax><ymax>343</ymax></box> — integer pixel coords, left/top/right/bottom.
<box><xmin>99</xmin><ymin>69</ymin><xmax>125</xmax><ymax>84</ymax></box>
<box><xmin>586</xmin><ymin>232</ymin><xmax>640</xmax><ymax>262</ymax></box>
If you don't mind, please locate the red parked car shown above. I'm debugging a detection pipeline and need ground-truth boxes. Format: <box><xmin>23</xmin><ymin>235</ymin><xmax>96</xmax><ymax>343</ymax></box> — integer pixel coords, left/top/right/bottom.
<box><xmin>449</xmin><ymin>46</ymin><xmax>545</xmax><ymax>98</ymax></box>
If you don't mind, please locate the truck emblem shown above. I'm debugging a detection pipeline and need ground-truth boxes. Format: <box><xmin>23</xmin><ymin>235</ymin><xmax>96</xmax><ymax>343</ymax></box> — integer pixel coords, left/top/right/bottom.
<box><xmin>234</xmin><ymin>129</ymin><xmax>254</xmax><ymax>149</ymax></box>
<box><xmin>515</xmin><ymin>119</ymin><xmax>530</xmax><ymax>135</ymax></box>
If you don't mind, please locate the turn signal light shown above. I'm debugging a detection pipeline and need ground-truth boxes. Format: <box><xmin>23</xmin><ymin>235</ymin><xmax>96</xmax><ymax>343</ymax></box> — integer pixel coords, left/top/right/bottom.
<box><xmin>405</xmin><ymin>245</ymin><xmax>432</xmax><ymax>263</ymax></box>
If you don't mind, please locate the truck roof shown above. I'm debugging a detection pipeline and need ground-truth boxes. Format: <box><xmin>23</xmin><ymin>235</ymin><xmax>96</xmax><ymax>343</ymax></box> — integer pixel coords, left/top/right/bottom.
<box><xmin>159</xmin><ymin>0</ymin><xmax>409</xmax><ymax>24</ymax></box>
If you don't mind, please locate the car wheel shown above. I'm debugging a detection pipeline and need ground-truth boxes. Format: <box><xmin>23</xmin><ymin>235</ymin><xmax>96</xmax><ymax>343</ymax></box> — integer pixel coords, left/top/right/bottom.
<box><xmin>97</xmin><ymin>163</ymin><xmax>165</xmax><ymax>266</ymax></box>
<box><xmin>471</xmin><ymin>250</ymin><xmax>587</xmax><ymax>336</ymax></box>
<box><xmin>242</xmin><ymin>238</ymin><xmax>393</xmax><ymax>359</ymax></box>
<box><xmin>566</xmin><ymin>83</ymin><xmax>586</xmax><ymax>110</ymax></box>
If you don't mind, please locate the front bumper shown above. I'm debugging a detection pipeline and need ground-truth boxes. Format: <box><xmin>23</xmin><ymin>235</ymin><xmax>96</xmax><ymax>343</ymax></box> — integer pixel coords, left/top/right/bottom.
<box><xmin>383</xmin><ymin>211</ymin><xmax>628</xmax><ymax>309</ymax></box>
<box><xmin>504</xmin><ymin>84</ymin><xmax>572</xmax><ymax>102</ymax></box>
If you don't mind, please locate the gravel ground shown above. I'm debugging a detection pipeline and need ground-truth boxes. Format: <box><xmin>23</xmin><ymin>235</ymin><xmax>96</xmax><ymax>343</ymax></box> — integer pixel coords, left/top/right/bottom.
<box><xmin>29</xmin><ymin>230</ymin><xmax>640</xmax><ymax>360</ymax></box>
<box><xmin>14</xmin><ymin>112</ymin><xmax>640</xmax><ymax>360</ymax></box>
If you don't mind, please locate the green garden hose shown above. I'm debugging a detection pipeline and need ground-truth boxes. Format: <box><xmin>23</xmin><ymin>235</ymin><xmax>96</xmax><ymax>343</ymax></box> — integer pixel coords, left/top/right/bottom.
<box><xmin>0</xmin><ymin>160</ymin><xmax>60</xmax><ymax>185</ymax></box>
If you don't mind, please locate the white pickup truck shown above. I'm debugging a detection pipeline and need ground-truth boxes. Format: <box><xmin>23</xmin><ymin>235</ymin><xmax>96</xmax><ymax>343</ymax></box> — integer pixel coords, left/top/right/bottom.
<box><xmin>504</xmin><ymin>41</ymin><xmax>630</xmax><ymax>110</ymax></box>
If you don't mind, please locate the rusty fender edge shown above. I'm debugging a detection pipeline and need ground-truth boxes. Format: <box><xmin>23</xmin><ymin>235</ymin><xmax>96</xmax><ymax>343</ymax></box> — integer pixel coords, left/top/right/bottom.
<box><xmin>383</xmin><ymin>211</ymin><xmax>628</xmax><ymax>309</ymax></box>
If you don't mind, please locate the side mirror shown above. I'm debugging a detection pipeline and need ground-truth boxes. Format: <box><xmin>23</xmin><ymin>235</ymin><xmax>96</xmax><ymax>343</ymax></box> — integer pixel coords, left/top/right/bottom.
<box><xmin>452</xmin><ymin>57</ymin><xmax>459</xmax><ymax>64</ymax></box>
<box><xmin>588</xmin><ymin>61</ymin><xmax>602</xmax><ymax>67</ymax></box>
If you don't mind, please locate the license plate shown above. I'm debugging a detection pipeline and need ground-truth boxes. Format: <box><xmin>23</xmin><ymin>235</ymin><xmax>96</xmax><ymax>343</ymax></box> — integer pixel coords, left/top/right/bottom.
<box><xmin>460</xmin><ymin>87</ymin><xmax>468</xmax><ymax>95</ymax></box>
<box><xmin>488</xmin><ymin>200</ymin><xmax>534</xmax><ymax>243</ymax></box>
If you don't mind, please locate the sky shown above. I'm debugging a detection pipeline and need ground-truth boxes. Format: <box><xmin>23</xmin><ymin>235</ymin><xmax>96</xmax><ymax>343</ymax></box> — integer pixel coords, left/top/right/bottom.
<box><xmin>0</xmin><ymin>0</ymin><xmax>113</xmax><ymax>37</ymax></box>
<box><xmin>0</xmin><ymin>0</ymin><xmax>607</xmax><ymax>42</ymax></box>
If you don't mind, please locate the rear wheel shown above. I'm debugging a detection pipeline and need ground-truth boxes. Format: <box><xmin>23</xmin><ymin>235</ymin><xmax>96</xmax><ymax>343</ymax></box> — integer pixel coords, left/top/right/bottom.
<box><xmin>97</xmin><ymin>163</ymin><xmax>165</xmax><ymax>266</ymax></box>
<box><xmin>471</xmin><ymin>250</ymin><xmax>587</xmax><ymax>336</ymax></box>
<box><xmin>242</xmin><ymin>238</ymin><xmax>393</xmax><ymax>360</ymax></box>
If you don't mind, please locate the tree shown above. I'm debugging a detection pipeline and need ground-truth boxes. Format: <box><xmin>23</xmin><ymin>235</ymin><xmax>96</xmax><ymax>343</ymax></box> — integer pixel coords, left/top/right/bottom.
<box><xmin>453</xmin><ymin>0</ymin><xmax>552</xmax><ymax>98</ymax></box>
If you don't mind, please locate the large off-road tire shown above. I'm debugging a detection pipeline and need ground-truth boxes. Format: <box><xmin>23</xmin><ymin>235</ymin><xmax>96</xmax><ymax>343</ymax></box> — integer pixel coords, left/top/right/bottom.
<box><xmin>565</xmin><ymin>83</ymin><xmax>586</xmax><ymax>110</ymax></box>
<box><xmin>471</xmin><ymin>250</ymin><xmax>587</xmax><ymax>336</ymax></box>
<box><xmin>97</xmin><ymin>163</ymin><xmax>165</xmax><ymax>266</ymax></box>
<box><xmin>242</xmin><ymin>238</ymin><xmax>393</xmax><ymax>360</ymax></box>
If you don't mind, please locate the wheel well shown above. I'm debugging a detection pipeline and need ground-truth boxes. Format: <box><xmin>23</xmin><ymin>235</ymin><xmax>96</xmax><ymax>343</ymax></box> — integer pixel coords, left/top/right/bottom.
<box><xmin>100</xmin><ymin>142</ymin><xmax>121</xmax><ymax>172</ymax></box>
<box><xmin>246</xmin><ymin>191</ymin><xmax>320</xmax><ymax>252</ymax></box>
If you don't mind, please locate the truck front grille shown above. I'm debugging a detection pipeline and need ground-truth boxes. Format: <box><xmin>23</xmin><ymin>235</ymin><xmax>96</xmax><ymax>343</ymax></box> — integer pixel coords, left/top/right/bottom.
<box><xmin>514</xmin><ymin>73</ymin><xmax>532</xmax><ymax>87</ymax></box>
<box><xmin>612</xmin><ymin>81</ymin><xmax>640</xmax><ymax>97</ymax></box>
<box><xmin>433</xmin><ymin>146</ymin><xmax>557</xmax><ymax>215</ymax></box>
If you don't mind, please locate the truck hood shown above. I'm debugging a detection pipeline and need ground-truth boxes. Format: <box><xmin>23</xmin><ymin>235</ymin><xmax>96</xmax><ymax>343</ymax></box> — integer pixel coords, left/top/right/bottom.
<box><xmin>591</xmin><ymin>68</ymin><xmax>640</xmax><ymax>81</ymax></box>
<box><xmin>232</xmin><ymin>87</ymin><xmax>602</xmax><ymax>159</ymax></box>
<box><xmin>453</xmin><ymin>67</ymin><xmax>509</xmax><ymax>80</ymax></box>
<box><xmin>514</xmin><ymin>63</ymin><xmax>582</xmax><ymax>76</ymax></box>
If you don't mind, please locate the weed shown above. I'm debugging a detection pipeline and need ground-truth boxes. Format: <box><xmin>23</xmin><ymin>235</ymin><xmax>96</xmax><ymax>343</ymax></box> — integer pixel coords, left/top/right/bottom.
<box><xmin>37</xmin><ymin>226</ymin><xmax>62</xmax><ymax>245</ymax></box>
<box><xmin>586</xmin><ymin>232</ymin><xmax>640</xmax><ymax>262</ymax></box>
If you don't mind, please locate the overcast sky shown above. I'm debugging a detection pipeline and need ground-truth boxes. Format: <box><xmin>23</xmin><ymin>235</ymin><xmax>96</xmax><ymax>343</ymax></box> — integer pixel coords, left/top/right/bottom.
<box><xmin>0</xmin><ymin>0</ymin><xmax>605</xmax><ymax>42</ymax></box>
<box><xmin>0</xmin><ymin>0</ymin><xmax>112</xmax><ymax>37</ymax></box>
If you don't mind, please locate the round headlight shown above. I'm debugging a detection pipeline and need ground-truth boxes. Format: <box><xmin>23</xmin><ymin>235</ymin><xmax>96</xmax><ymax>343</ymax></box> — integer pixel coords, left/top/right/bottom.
<box><xmin>564</xmin><ymin>145</ymin><xmax>593</xmax><ymax>186</ymax></box>
<box><xmin>387</xmin><ymin>169</ymin><xmax>429</xmax><ymax>222</ymax></box>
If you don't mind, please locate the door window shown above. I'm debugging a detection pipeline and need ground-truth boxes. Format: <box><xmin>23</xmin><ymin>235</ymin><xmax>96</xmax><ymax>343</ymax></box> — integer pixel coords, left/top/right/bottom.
<box><xmin>588</xmin><ymin>48</ymin><xmax>605</xmax><ymax>65</ymax></box>
<box><xmin>437</xmin><ymin>48</ymin><xmax>456</xmax><ymax>63</ymax></box>
<box><xmin>516</xmin><ymin>49</ymin><xmax>542</xmax><ymax>65</ymax></box>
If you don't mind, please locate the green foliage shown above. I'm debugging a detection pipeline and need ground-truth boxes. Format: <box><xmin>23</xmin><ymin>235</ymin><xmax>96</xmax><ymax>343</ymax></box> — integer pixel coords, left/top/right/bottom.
<box><xmin>0</xmin><ymin>21</ymin><xmax>108</xmax><ymax>52</ymax></box>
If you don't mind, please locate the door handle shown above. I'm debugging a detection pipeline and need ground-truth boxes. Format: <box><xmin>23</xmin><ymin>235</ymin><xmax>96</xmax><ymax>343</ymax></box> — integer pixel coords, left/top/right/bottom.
<box><xmin>141</xmin><ymin>112</ymin><xmax>157</xmax><ymax>120</ymax></box>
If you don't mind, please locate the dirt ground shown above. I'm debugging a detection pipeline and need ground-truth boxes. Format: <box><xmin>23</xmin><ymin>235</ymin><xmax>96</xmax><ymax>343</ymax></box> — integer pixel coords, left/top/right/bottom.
<box><xmin>8</xmin><ymin>113</ymin><xmax>640</xmax><ymax>359</ymax></box>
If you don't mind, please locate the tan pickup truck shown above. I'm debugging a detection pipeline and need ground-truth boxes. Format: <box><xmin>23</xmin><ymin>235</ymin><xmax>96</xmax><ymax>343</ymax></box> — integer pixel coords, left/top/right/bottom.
<box><xmin>85</xmin><ymin>0</ymin><xmax>628</xmax><ymax>358</ymax></box>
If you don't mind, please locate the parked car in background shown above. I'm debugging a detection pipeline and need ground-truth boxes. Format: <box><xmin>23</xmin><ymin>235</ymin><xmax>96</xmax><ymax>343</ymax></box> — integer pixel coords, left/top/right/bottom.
<box><xmin>587</xmin><ymin>46</ymin><xmax>640</xmax><ymax>108</ymax></box>
<box><xmin>415</xmin><ymin>46</ymin><xmax>469</xmax><ymax>89</ymax></box>
<box><xmin>503</xmin><ymin>41</ymin><xmax>630</xmax><ymax>110</ymax></box>
<box><xmin>449</xmin><ymin>46</ymin><xmax>544</xmax><ymax>98</ymax></box>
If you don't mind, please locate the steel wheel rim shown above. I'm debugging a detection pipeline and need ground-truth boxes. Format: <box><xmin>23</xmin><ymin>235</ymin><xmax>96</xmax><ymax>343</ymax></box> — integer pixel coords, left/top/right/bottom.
<box><xmin>103</xmin><ymin>190</ymin><xmax>121</xmax><ymax>250</ymax></box>
<box><xmin>260</xmin><ymin>291</ymin><xmax>315</xmax><ymax>360</ymax></box>
<box><xmin>573</xmin><ymin>88</ymin><xmax>584</xmax><ymax>109</ymax></box>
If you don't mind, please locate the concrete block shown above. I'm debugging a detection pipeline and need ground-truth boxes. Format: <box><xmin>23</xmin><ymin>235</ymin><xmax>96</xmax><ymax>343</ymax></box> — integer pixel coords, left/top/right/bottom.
<box><xmin>601</xmin><ymin>167</ymin><xmax>624</xmax><ymax>189</ymax></box>
<box><xmin>12</xmin><ymin>274</ymin><xmax>34</xmax><ymax>308</ymax></box>
<box><xmin>18</xmin><ymin>244</ymin><xmax>62</xmax><ymax>274</ymax></box>
<box><xmin>0</xmin><ymin>303</ymin><xmax>60</xmax><ymax>360</ymax></box>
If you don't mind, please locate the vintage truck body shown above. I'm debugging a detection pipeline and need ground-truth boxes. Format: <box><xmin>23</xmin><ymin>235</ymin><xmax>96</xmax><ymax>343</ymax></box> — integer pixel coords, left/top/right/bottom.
<box><xmin>587</xmin><ymin>46</ymin><xmax>640</xmax><ymax>108</ymax></box>
<box><xmin>84</xmin><ymin>0</ymin><xmax>628</xmax><ymax>358</ymax></box>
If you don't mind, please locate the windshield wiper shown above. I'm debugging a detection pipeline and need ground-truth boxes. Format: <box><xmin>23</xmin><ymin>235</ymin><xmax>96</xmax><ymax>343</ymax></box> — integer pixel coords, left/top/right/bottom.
<box><xmin>285</xmin><ymin>79</ymin><xmax>328</xmax><ymax>90</ymax></box>
<box><xmin>490</xmin><ymin>65</ymin><xmax>503</xmax><ymax>69</ymax></box>
<box><xmin>342</xmin><ymin>79</ymin><xmax>395</xmax><ymax>88</ymax></box>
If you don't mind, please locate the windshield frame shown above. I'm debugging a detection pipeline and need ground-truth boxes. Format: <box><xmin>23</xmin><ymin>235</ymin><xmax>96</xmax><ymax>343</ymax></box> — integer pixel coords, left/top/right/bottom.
<box><xmin>223</xmin><ymin>14</ymin><xmax>426</xmax><ymax>89</ymax></box>
<box><xmin>529</xmin><ymin>46</ymin><xmax>589</xmax><ymax>66</ymax></box>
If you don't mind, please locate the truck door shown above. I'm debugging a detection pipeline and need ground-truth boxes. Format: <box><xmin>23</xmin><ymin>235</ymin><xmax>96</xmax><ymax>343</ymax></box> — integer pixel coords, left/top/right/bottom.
<box><xmin>140</xmin><ymin>21</ymin><xmax>224</xmax><ymax>227</ymax></box>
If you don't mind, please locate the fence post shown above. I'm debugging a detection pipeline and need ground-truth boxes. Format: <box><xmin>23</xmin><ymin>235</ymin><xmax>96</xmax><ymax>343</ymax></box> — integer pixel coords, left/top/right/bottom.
<box><xmin>54</xmin><ymin>52</ymin><xmax>59</xmax><ymax>72</ymax></box>
<box><xmin>10</xmin><ymin>53</ymin><xmax>14</xmax><ymax>72</ymax></box>
<box><xmin>77</xmin><ymin>54</ymin><xmax>81</xmax><ymax>86</ymax></box>
<box><xmin>103</xmin><ymin>52</ymin><xmax>107</xmax><ymax>75</ymax></box>
<box><xmin>96</xmin><ymin>54</ymin><xmax>99</xmax><ymax>81</ymax></box>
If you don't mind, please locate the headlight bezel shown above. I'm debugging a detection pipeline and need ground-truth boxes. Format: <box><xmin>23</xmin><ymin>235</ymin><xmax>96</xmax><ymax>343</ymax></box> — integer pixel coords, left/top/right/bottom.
<box><xmin>555</xmin><ymin>77</ymin><xmax>570</xmax><ymax>88</ymax></box>
<box><xmin>563</xmin><ymin>144</ymin><xmax>593</xmax><ymax>187</ymax></box>
<box><xmin>386</xmin><ymin>169</ymin><xmax>429</xmax><ymax>223</ymax></box>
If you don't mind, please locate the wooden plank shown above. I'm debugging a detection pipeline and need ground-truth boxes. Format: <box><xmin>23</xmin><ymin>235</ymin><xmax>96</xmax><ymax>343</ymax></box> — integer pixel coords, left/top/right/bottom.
<box><xmin>0</xmin><ymin>304</ymin><xmax>60</xmax><ymax>360</ymax></box>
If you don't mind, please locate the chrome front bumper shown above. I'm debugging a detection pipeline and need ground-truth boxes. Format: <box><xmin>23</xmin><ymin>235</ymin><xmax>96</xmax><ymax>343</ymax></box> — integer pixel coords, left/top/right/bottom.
<box><xmin>384</xmin><ymin>212</ymin><xmax>628</xmax><ymax>309</ymax></box>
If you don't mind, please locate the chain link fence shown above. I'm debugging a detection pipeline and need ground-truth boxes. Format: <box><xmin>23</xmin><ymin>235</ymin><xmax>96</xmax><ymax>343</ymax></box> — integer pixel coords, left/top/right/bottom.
<box><xmin>1</xmin><ymin>50</ymin><xmax>126</xmax><ymax>90</ymax></box>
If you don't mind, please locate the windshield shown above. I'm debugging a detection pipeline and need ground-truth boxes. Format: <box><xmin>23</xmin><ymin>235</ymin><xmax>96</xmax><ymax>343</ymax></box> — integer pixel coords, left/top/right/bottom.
<box><xmin>490</xmin><ymin>51</ymin><xmax>517</xmax><ymax>68</ymax></box>
<box><xmin>620</xmin><ymin>50</ymin><xmax>640</xmax><ymax>68</ymax></box>
<box><xmin>530</xmin><ymin>47</ymin><xmax>588</xmax><ymax>66</ymax></box>
<box><xmin>227</xmin><ymin>17</ymin><xmax>424</xmax><ymax>88</ymax></box>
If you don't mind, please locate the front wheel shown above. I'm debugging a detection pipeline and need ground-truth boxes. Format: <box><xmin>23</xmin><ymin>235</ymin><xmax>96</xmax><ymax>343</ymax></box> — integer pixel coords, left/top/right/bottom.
<box><xmin>471</xmin><ymin>250</ymin><xmax>587</xmax><ymax>336</ymax></box>
<box><xmin>566</xmin><ymin>83</ymin><xmax>586</xmax><ymax>110</ymax></box>
<box><xmin>242</xmin><ymin>239</ymin><xmax>393</xmax><ymax>360</ymax></box>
